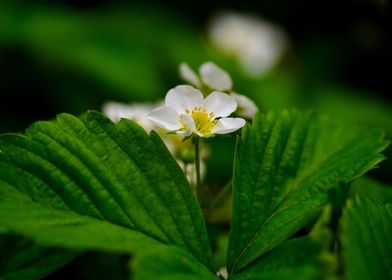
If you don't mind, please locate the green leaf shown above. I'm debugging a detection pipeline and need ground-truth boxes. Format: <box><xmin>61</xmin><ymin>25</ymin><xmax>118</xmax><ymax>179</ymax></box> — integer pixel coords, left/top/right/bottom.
<box><xmin>228</xmin><ymin>110</ymin><xmax>388</xmax><ymax>273</ymax></box>
<box><xmin>0</xmin><ymin>235</ymin><xmax>79</xmax><ymax>280</ymax></box>
<box><xmin>0</xmin><ymin>202</ymin><xmax>164</xmax><ymax>253</ymax></box>
<box><xmin>0</xmin><ymin>111</ymin><xmax>213</xmax><ymax>270</ymax></box>
<box><xmin>231</xmin><ymin>237</ymin><xmax>321</xmax><ymax>280</ymax></box>
<box><xmin>341</xmin><ymin>195</ymin><xmax>392</xmax><ymax>280</ymax></box>
<box><xmin>132</xmin><ymin>246</ymin><xmax>219</xmax><ymax>280</ymax></box>
<box><xmin>309</xmin><ymin>204</ymin><xmax>340</xmax><ymax>280</ymax></box>
<box><xmin>350</xmin><ymin>177</ymin><xmax>392</xmax><ymax>203</ymax></box>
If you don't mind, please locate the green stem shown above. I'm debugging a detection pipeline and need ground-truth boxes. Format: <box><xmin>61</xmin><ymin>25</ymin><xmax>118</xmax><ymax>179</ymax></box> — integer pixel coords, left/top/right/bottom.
<box><xmin>194</xmin><ymin>137</ymin><xmax>202</xmax><ymax>201</ymax></box>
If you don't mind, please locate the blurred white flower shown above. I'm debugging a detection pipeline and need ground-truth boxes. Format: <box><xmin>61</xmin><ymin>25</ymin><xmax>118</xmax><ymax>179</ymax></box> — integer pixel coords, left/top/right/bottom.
<box><xmin>217</xmin><ymin>267</ymin><xmax>228</xmax><ymax>280</ymax></box>
<box><xmin>148</xmin><ymin>85</ymin><xmax>245</xmax><ymax>138</ymax></box>
<box><xmin>178</xmin><ymin>160</ymin><xmax>207</xmax><ymax>187</ymax></box>
<box><xmin>180</xmin><ymin>61</ymin><xmax>258</xmax><ymax>119</ymax></box>
<box><xmin>207</xmin><ymin>11</ymin><xmax>288</xmax><ymax>77</ymax></box>
<box><xmin>102</xmin><ymin>101</ymin><xmax>159</xmax><ymax>132</ymax></box>
<box><xmin>103</xmin><ymin>100</ymin><xmax>188</xmax><ymax>157</ymax></box>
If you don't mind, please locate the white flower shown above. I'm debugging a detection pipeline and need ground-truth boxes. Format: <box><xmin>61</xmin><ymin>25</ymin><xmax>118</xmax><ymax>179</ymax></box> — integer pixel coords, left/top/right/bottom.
<box><xmin>102</xmin><ymin>100</ymin><xmax>202</xmax><ymax>155</ymax></box>
<box><xmin>102</xmin><ymin>100</ymin><xmax>208</xmax><ymax>184</ymax></box>
<box><xmin>102</xmin><ymin>101</ymin><xmax>159</xmax><ymax>132</ymax></box>
<box><xmin>180</xmin><ymin>62</ymin><xmax>258</xmax><ymax>119</ymax></box>
<box><xmin>147</xmin><ymin>85</ymin><xmax>245</xmax><ymax>138</ymax></box>
<box><xmin>207</xmin><ymin>11</ymin><xmax>288</xmax><ymax>77</ymax></box>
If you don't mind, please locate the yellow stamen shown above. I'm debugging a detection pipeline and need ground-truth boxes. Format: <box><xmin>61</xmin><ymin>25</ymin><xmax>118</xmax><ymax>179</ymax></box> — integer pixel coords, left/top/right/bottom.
<box><xmin>187</xmin><ymin>106</ymin><xmax>218</xmax><ymax>137</ymax></box>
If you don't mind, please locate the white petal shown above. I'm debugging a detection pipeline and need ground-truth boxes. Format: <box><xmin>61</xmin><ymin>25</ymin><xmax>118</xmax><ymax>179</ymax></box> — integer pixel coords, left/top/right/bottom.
<box><xmin>199</xmin><ymin>61</ymin><xmax>232</xmax><ymax>91</ymax></box>
<box><xmin>179</xmin><ymin>63</ymin><xmax>202</xmax><ymax>88</ymax></box>
<box><xmin>102</xmin><ymin>101</ymin><xmax>160</xmax><ymax>132</ymax></box>
<box><xmin>212</xmin><ymin>117</ymin><xmax>246</xmax><ymax>134</ymax></box>
<box><xmin>178</xmin><ymin>114</ymin><xmax>196</xmax><ymax>136</ymax></box>
<box><xmin>147</xmin><ymin>106</ymin><xmax>181</xmax><ymax>131</ymax></box>
<box><xmin>230</xmin><ymin>92</ymin><xmax>258</xmax><ymax>119</ymax></box>
<box><xmin>165</xmin><ymin>85</ymin><xmax>204</xmax><ymax>113</ymax></box>
<box><xmin>203</xmin><ymin>91</ymin><xmax>237</xmax><ymax>118</ymax></box>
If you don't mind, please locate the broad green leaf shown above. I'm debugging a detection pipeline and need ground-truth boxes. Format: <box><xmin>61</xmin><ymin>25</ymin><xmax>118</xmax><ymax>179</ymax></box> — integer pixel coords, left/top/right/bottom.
<box><xmin>0</xmin><ymin>202</ymin><xmax>164</xmax><ymax>253</ymax></box>
<box><xmin>228</xmin><ymin>110</ymin><xmax>388</xmax><ymax>273</ymax></box>
<box><xmin>231</xmin><ymin>237</ymin><xmax>321</xmax><ymax>280</ymax></box>
<box><xmin>341</xmin><ymin>195</ymin><xmax>392</xmax><ymax>280</ymax></box>
<box><xmin>0</xmin><ymin>111</ymin><xmax>213</xmax><ymax>270</ymax></box>
<box><xmin>0</xmin><ymin>235</ymin><xmax>79</xmax><ymax>280</ymax></box>
<box><xmin>132</xmin><ymin>246</ymin><xmax>219</xmax><ymax>280</ymax></box>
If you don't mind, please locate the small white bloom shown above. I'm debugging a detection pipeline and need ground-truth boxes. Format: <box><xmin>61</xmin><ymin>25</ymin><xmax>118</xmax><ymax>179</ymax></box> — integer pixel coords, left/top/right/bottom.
<box><xmin>230</xmin><ymin>92</ymin><xmax>259</xmax><ymax>119</ymax></box>
<box><xmin>147</xmin><ymin>85</ymin><xmax>245</xmax><ymax>138</ymax></box>
<box><xmin>102</xmin><ymin>100</ymin><xmax>208</xmax><ymax>157</ymax></box>
<box><xmin>102</xmin><ymin>100</ymin><xmax>209</xmax><ymax>183</ymax></box>
<box><xmin>102</xmin><ymin>101</ymin><xmax>159</xmax><ymax>132</ymax></box>
<box><xmin>207</xmin><ymin>11</ymin><xmax>288</xmax><ymax>77</ymax></box>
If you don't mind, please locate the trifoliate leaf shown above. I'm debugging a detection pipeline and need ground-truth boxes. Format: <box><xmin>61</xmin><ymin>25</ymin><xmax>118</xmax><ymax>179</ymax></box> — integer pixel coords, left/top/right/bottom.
<box><xmin>228</xmin><ymin>110</ymin><xmax>388</xmax><ymax>273</ymax></box>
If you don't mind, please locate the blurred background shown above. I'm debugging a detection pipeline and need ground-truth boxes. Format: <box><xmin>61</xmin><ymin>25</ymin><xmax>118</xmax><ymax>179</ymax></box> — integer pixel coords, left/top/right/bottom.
<box><xmin>0</xmin><ymin>0</ymin><xmax>391</xmax><ymax>278</ymax></box>
<box><xmin>2</xmin><ymin>0</ymin><xmax>391</xmax><ymax>179</ymax></box>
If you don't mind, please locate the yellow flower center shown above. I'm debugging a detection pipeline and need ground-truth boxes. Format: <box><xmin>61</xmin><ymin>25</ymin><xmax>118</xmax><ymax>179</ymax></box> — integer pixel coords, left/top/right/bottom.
<box><xmin>185</xmin><ymin>107</ymin><xmax>218</xmax><ymax>137</ymax></box>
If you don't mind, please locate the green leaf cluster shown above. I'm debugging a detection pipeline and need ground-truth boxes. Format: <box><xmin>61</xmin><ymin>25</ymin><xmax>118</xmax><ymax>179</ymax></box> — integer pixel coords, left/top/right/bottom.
<box><xmin>0</xmin><ymin>110</ymin><xmax>390</xmax><ymax>279</ymax></box>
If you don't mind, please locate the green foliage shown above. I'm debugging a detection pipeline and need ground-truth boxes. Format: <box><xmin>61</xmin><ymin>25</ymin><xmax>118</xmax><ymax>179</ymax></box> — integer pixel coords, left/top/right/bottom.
<box><xmin>0</xmin><ymin>202</ymin><xmax>164</xmax><ymax>253</ymax></box>
<box><xmin>131</xmin><ymin>246</ymin><xmax>219</xmax><ymax>280</ymax></box>
<box><xmin>228</xmin><ymin>110</ymin><xmax>388</xmax><ymax>273</ymax></box>
<box><xmin>0</xmin><ymin>112</ymin><xmax>213</xmax><ymax>271</ymax></box>
<box><xmin>231</xmin><ymin>237</ymin><xmax>321</xmax><ymax>280</ymax></box>
<box><xmin>0</xmin><ymin>110</ymin><xmax>389</xmax><ymax>279</ymax></box>
<box><xmin>0</xmin><ymin>235</ymin><xmax>79</xmax><ymax>279</ymax></box>
<box><xmin>341</xmin><ymin>195</ymin><xmax>392</xmax><ymax>280</ymax></box>
<box><xmin>0</xmin><ymin>3</ymin><xmax>391</xmax><ymax>278</ymax></box>
<box><xmin>350</xmin><ymin>177</ymin><xmax>392</xmax><ymax>203</ymax></box>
